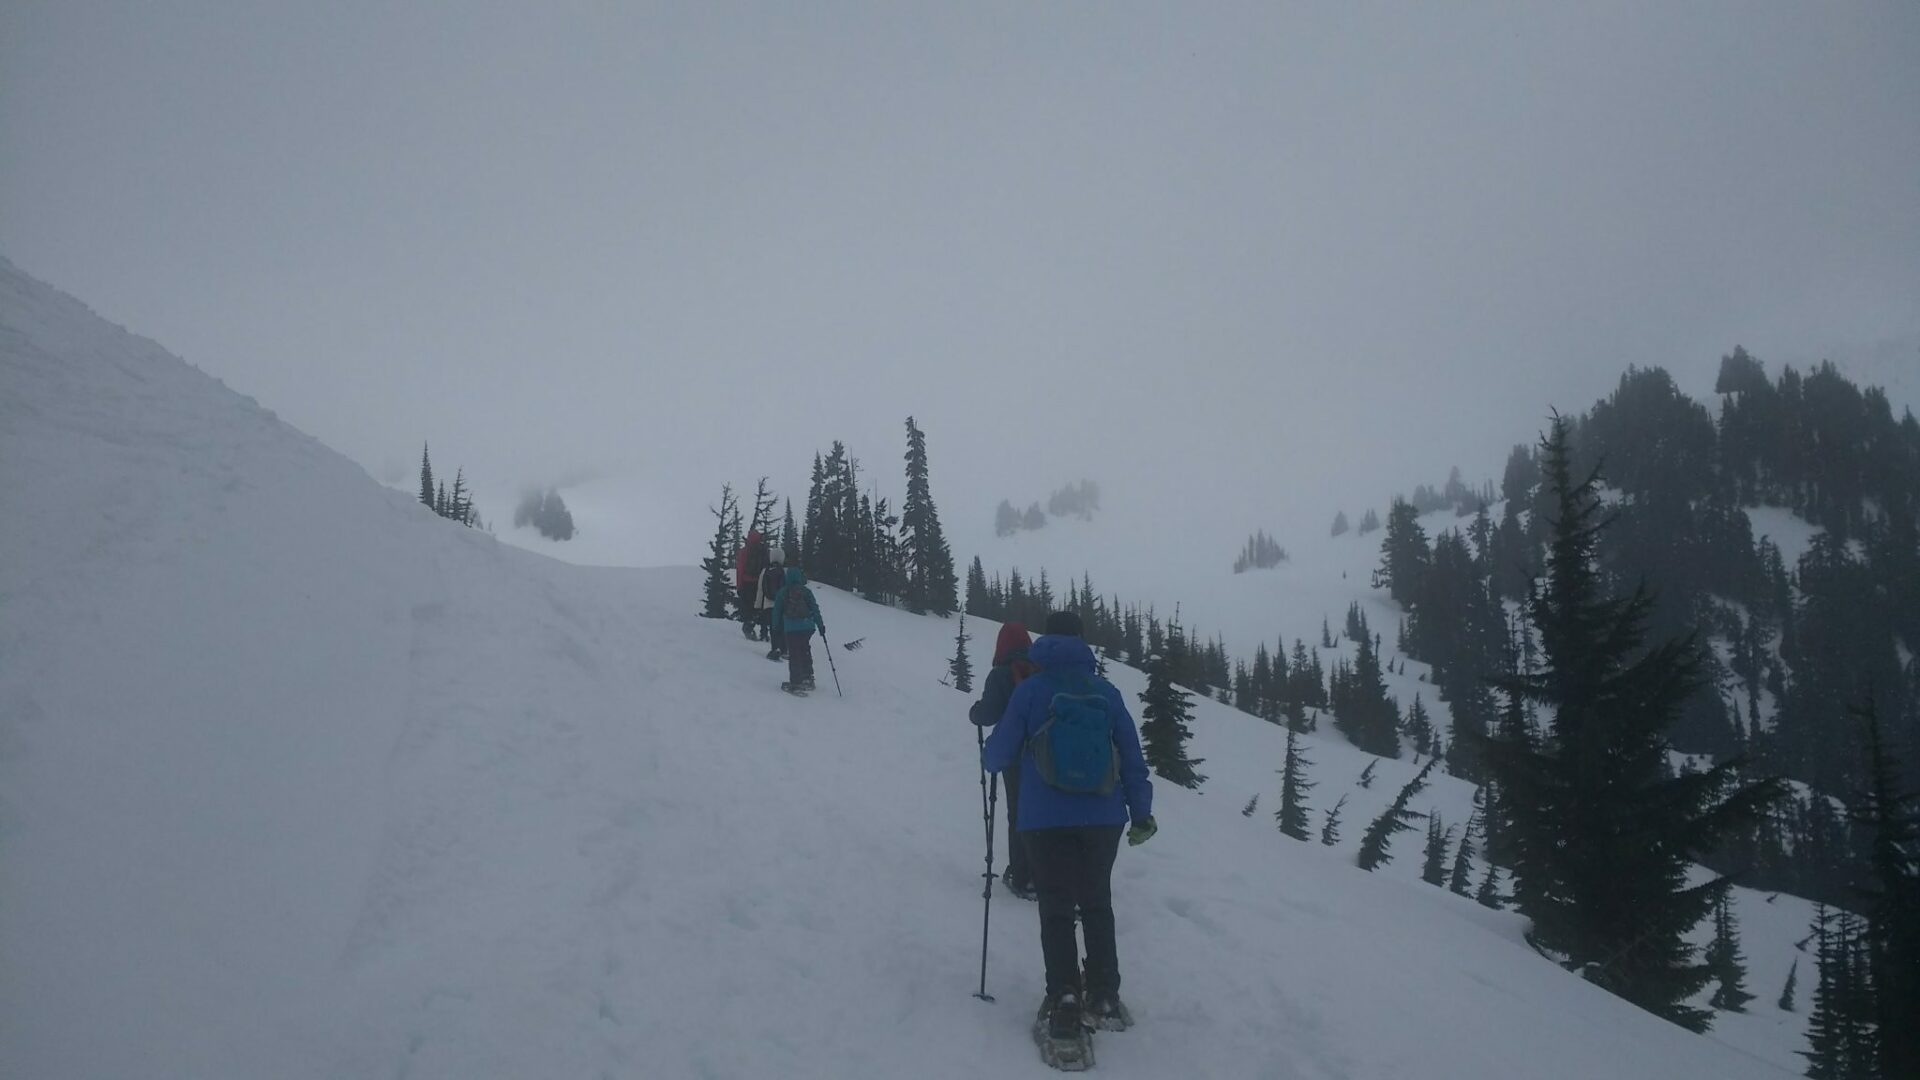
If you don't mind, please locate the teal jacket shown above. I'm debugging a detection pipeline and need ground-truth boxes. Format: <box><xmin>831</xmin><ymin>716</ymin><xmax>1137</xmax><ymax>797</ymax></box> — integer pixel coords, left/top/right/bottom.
<box><xmin>769</xmin><ymin>567</ymin><xmax>825</xmax><ymax>636</ymax></box>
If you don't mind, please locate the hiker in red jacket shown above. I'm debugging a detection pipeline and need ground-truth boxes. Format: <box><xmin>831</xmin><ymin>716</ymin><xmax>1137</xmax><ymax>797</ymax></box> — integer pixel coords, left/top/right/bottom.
<box><xmin>969</xmin><ymin>621</ymin><xmax>1038</xmax><ymax>898</ymax></box>
<box><xmin>734</xmin><ymin>530</ymin><xmax>769</xmax><ymax>639</ymax></box>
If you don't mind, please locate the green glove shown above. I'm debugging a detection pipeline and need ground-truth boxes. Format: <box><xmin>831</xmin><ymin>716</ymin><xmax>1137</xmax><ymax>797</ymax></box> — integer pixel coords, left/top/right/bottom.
<box><xmin>1127</xmin><ymin>817</ymin><xmax>1157</xmax><ymax>846</ymax></box>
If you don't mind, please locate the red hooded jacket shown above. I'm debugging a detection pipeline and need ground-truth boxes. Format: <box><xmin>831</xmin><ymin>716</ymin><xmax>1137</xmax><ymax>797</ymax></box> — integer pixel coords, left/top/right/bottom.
<box><xmin>735</xmin><ymin>530</ymin><xmax>765</xmax><ymax>589</ymax></box>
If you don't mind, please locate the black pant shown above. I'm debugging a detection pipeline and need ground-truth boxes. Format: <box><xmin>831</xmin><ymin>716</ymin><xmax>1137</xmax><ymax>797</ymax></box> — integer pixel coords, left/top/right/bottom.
<box><xmin>786</xmin><ymin>630</ymin><xmax>815</xmax><ymax>685</ymax></box>
<box><xmin>1024</xmin><ymin>825</ymin><xmax>1124</xmax><ymax>996</ymax></box>
<box><xmin>1001</xmin><ymin>768</ymin><xmax>1031</xmax><ymax>888</ymax></box>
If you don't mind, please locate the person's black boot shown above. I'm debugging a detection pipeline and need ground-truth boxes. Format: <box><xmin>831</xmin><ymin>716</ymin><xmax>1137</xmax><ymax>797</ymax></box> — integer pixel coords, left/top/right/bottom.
<box><xmin>1032</xmin><ymin>990</ymin><xmax>1093</xmax><ymax>1070</ymax></box>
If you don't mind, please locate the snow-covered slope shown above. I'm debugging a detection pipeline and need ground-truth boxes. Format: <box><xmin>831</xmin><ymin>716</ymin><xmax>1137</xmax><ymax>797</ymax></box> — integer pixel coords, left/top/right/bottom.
<box><xmin>0</xmin><ymin>259</ymin><xmax>1802</xmax><ymax>1078</ymax></box>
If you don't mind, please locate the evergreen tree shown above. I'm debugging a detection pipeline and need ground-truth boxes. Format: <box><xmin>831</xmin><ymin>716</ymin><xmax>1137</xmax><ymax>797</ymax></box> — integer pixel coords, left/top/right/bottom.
<box><xmin>1333</xmin><ymin>629</ymin><xmax>1400</xmax><ymax>757</ymax></box>
<box><xmin>1373</xmin><ymin>498</ymin><xmax>1431</xmax><ymax>605</ymax></box>
<box><xmin>1449</xmin><ymin>812</ymin><xmax>1479</xmax><ymax>896</ymax></box>
<box><xmin>448</xmin><ymin>468</ymin><xmax>469</xmax><ymax>525</ymax></box>
<box><xmin>802</xmin><ymin>452</ymin><xmax>826</xmax><ymax>572</ymax></box>
<box><xmin>1851</xmin><ymin>698</ymin><xmax>1920</xmax><ymax>1078</ymax></box>
<box><xmin>1480</xmin><ymin>416</ymin><xmax>1785</xmax><ymax>1032</ymax></box>
<box><xmin>1139</xmin><ymin>629</ymin><xmax>1206</xmax><ymax>789</ymax></box>
<box><xmin>1344</xmin><ymin>601</ymin><xmax>1368</xmax><ymax>643</ymax></box>
<box><xmin>1801</xmin><ymin>905</ymin><xmax>1868</xmax><ymax>1080</ymax></box>
<box><xmin>1406</xmin><ymin>694</ymin><xmax>1436</xmax><ymax>758</ymax></box>
<box><xmin>418</xmin><ymin>443</ymin><xmax>435</xmax><ymax>507</ymax></box>
<box><xmin>1704</xmin><ymin>894</ymin><xmax>1754</xmax><ymax>1012</ymax></box>
<box><xmin>900</xmin><ymin>417</ymin><xmax>958</xmax><ymax>615</ymax></box>
<box><xmin>1357</xmin><ymin>758</ymin><xmax>1437</xmax><ymax>871</ymax></box>
<box><xmin>747</xmin><ymin>476</ymin><xmax>777</xmax><ymax>540</ymax></box>
<box><xmin>781</xmin><ymin>497</ymin><xmax>800</xmax><ymax>558</ymax></box>
<box><xmin>1476</xmin><ymin>860</ymin><xmax>1503</xmax><ymax>909</ymax></box>
<box><xmin>1331</xmin><ymin>510</ymin><xmax>1350</xmax><ymax>537</ymax></box>
<box><xmin>1242</xmin><ymin>794</ymin><xmax>1259</xmax><ymax>817</ymax></box>
<box><xmin>700</xmin><ymin>484</ymin><xmax>738</xmax><ymax>619</ymax></box>
<box><xmin>949</xmin><ymin>614</ymin><xmax>974</xmax><ymax>693</ymax></box>
<box><xmin>1421</xmin><ymin>813</ymin><xmax>1454</xmax><ymax>886</ymax></box>
<box><xmin>1778</xmin><ymin>957</ymin><xmax>1798</xmax><ymax>1012</ymax></box>
<box><xmin>965</xmin><ymin>556</ymin><xmax>990</xmax><ymax>617</ymax></box>
<box><xmin>1358</xmin><ymin>507</ymin><xmax>1381</xmax><ymax>535</ymax></box>
<box><xmin>1320</xmin><ymin>794</ymin><xmax>1348</xmax><ymax>847</ymax></box>
<box><xmin>1276</xmin><ymin>727</ymin><xmax>1314</xmax><ymax>841</ymax></box>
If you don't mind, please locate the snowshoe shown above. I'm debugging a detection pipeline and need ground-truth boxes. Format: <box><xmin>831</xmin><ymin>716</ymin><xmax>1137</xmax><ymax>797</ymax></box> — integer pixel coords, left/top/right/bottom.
<box><xmin>1002</xmin><ymin>869</ymin><xmax>1037</xmax><ymax>901</ymax></box>
<box><xmin>1084</xmin><ymin>990</ymin><xmax>1133</xmax><ymax>1032</ymax></box>
<box><xmin>766</xmin><ymin>650</ymin><xmax>785</xmax><ymax>662</ymax></box>
<box><xmin>1033</xmin><ymin>991</ymin><xmax>1094</xmax><ymax>1071</ymax></box>
<box><xmin>780</xmin><ymin>682</ymin><xmax>809</xmax><ymax>697</ymax></box>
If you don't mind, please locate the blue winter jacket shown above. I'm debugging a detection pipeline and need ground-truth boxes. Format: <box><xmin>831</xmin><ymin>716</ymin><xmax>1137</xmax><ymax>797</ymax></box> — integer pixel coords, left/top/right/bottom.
<box><xmin>768</xmin><ymin>567</ymin><xmax>824</xmax><ymax>636</ymax></box>
<box><xmin>982</xmin><ymin>635</ymin><xmax>1153</xmax><ymax>831</ymax></box>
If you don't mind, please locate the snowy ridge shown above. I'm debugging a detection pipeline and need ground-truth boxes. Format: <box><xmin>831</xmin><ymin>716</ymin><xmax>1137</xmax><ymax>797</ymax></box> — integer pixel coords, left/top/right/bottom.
<box><xmin>0</xmin><ymin>258</ymin><xmax>1800</xmax><ymax>1078</ymax></box>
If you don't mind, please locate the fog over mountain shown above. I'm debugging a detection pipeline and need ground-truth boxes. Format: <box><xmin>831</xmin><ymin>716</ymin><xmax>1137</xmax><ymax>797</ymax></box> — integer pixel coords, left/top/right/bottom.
<box><xmin>5</xmin><ymin>3</ymin><xmax>1916</xmax><ymax>568</ymax></box>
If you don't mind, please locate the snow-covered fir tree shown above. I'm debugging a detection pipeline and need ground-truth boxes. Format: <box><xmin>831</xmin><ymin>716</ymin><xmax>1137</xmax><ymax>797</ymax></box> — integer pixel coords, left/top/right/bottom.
<box><xmin>1320</xmin><ymin>794</ymin><xmax>1348</xmax><ymax>847</ymax></box>
<box><xmin>1139</xmin><ymin>624</ymin><xmax>1205</xmax><ymax>789</ymax></box>
<box><xmin>1357</xmin><ymin>759</ymin><xmax>1437</xmax><ymax>871</ymax></box>
<box><xmin>1275</xmin><ymin>727</ymin><xmax>1314</xmax><ymax>841</ymax></box>
<box><xmin>700</xmin><ymin>484</ymin><xmax>738</xmax><ymax>619</ymax></box>
<box><xmin>900</xmin><ymin>417</ymin><xmax>957</xmax><ymax>615</ymax></box>
<box><xmin>948</xmin><ymin>614</ymin><xmax>973</xmax><ymax>693</ymax></box>
<box><xmin>1704</xmin><ymin>893</ymin><xmax>1753</xmax><ymax>1013</ymax></box>
<box><xmin>1420</xmin><ymin>813</ymin><xmax>1453</xmax><ymax>886</ymax></box>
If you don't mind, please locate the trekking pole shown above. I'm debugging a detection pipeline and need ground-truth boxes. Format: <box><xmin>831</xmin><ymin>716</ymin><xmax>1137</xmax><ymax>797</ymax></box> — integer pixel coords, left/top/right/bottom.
<box><xmin>974</xmin><ymin>725</ymin><xmax>998</xmax><ymax>1003</ymax></box>
<box><xmin>821</xmin><ymin>634</ymin><xmax>844</xmax><ymax>697</ymax></box>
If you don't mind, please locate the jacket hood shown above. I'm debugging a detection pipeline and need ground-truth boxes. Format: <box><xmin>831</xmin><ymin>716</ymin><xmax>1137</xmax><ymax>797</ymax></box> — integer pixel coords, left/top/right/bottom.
<box><xmin>1030</xmin><ymin>634</ymin><xmax>1096</xmax><ymax>672</ymax></box>
<box><xmin>784</xmin><ymin>566</ymin><xmax>807</xmax><ymax>586</ymax></box>
<box><xmin>992</xmin><ymin>622</ymin><xmax>1031</xmax><ymax>667</ymax></box>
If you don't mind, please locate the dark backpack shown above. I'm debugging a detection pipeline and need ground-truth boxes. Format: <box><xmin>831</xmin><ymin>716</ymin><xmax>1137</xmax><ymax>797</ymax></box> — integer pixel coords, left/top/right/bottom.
<box><xmin>783</xmin><ymin>584</ymin><xmax>813</xmax><ymax>622</ymax></box>
<box><xmin>760</xmin><ymin>565</ymin><xmax>785</xmax><ymax>599</ymax></box>
<box><xmin>1028</xmin><ymin>673</ymin><xmax>1121</xmax><ymax>796</ymax></box>
<box><xmin>745</xmin><ymin>542</ymin><xmax>770</xmax><ymax>580</ymax></box>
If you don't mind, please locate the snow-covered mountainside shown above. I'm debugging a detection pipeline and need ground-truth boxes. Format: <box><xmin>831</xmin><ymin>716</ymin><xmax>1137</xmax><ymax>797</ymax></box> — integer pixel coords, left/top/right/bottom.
<box><xmin>1</xmin><ymin>258</ymin><xmax>1807</xmax><ymax>1078</ymax></box>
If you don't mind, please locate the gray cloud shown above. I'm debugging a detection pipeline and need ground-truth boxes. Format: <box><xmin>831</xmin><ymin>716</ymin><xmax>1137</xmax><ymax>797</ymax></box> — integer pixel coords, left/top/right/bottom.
<box><xmin>5</xmin><ymin>2</ymin><xmax>1916</xmax><ymax>564</ymax></box>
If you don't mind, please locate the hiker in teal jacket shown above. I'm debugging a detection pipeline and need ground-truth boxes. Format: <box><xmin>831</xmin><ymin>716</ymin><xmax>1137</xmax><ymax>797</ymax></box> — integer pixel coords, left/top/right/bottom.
<box><xmin>768</xmin><ymin>567</ymin><xmax>825</xmax><ymax>691</ymax></box>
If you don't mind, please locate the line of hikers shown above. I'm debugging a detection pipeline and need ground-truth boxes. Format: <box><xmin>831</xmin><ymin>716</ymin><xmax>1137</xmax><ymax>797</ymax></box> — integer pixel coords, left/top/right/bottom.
<box><xmin>732</xmin><ymin>532</ymin><xmax>1157</xmax><ymax>1055</ymax></box>
<box><xmin>735</xmin><ymin>529</ymin><xmax>823</xmax><ymax>693</ymax></box>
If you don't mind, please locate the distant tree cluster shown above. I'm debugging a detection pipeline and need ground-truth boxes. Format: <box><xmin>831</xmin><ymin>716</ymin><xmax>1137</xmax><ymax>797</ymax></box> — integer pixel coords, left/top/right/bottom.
<box><xmin>1047</xmin><ymin>479</ymin><xmax>1100</xmax><ymax>520</ymax></box>
<box><xmin>1230</xmin><ymin>638</ymin><xmax>1328</xmax><ymax>731</ymax></box>
<box><xmin>1231</xmin><ymin>530</ymin><xmax>1289</xmax><ymax>574</ymax></box>
<box><xmin>993</xmin><ymin>479</ymin><xmax>1100</xmax><ymax>536</ymax></box>
<box><xmin>793</xmin><ymin>422</ymin><xmax>956</xmax><ymax>614</ymax></box>
<box><xmin>513</xmin><ymin>488</ymin><xmax>576</xmax><ymax>540</ymax></box>
<box><xmin>964</xmin><ymin>562</ymin><xmax>1243</xmax><ymax>696</ymax></box>
<box><xmin>1402</xmin><ymin>465</ymin><xmax>1495</xmax><ymax>517</ymax></box>
<box><xmin>702</xmin><ymin>419</ymin><xmax>957</xmax><ymax>620</ymax></box>
<box><xmin>417</xmin><ymin>443</ymin><xmax>481</xmax><ymax>528</ymax></box>
<box><xmin>994</xmin><ymin>499</ymin><xmax>1048</xmax><ymax>537</ymax></box>
<box><xmin>1479</xmin><ymin>417</ymin><xmax>1786</xmax><ymax>1033</ymax></box>
<box><xmin>1376</xmin><ymin>355</ymin><xmax>1920</xmax><ymax>905</ymax></box>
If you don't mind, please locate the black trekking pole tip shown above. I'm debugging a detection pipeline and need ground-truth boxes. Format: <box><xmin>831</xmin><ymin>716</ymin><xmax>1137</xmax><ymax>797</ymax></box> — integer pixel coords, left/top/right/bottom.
<box><xmin>974</xmin><ymin>991</ymin><xmax>996</xmax><ymax>1003</ymax></box>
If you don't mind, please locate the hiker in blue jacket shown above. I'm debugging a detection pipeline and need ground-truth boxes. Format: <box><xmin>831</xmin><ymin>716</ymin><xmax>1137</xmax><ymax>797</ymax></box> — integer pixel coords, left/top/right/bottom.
<box><xmin>982</xmin><ymin>611</ymin><xmax>1156</xmax><ymax>1042</ymax></box>
<box><xmin>767</xmin><ymin>566</ymin><xmax>825</xmax><ymax>693</ymax></box>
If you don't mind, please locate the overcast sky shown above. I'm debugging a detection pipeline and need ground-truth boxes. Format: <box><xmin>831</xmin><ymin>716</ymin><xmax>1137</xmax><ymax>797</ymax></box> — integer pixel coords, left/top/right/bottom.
<box><xmin>5</xmin><ymin>2</ymin><xmax>1918</xmax><ymax>566</ymax></box>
